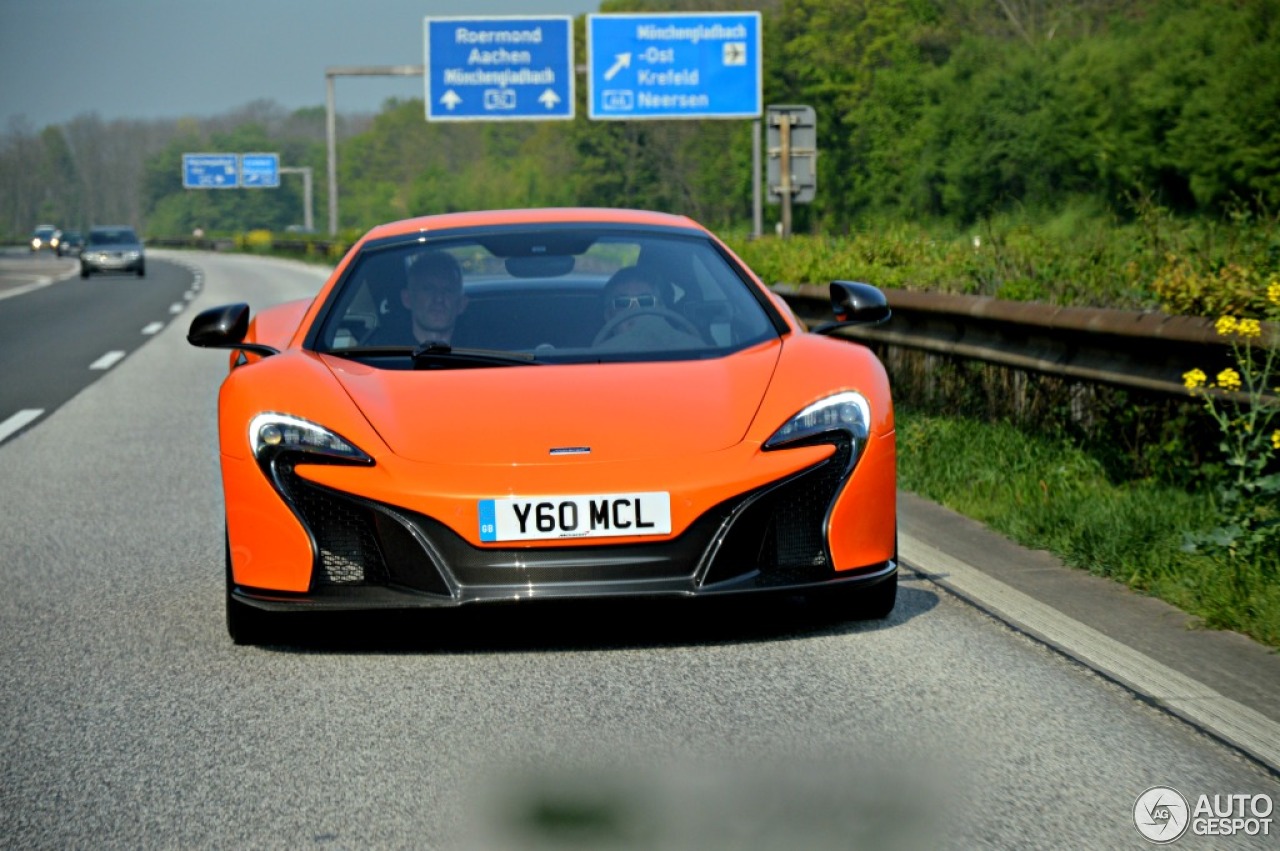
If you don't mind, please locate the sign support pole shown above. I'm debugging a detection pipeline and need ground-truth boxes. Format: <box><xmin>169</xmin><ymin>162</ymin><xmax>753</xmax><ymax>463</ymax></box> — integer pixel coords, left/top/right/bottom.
<box><xmin>324</xmin><ymin>65</ymin><xmax>424</xmax><ymax>235</ymax></box>
<box><xmin>280</xmin><ymin>167</ymin><xmax>314</xmax><ymax>232</ymax></box>
<box><xmin>779</xmin><ymin>114</ymin><xmax>793</xmax><ymax>239</ymax></box>
<box><xmin>752</xmin><ymin>120</ymin><xmax>762</xmax><ymax>240</ymax></box>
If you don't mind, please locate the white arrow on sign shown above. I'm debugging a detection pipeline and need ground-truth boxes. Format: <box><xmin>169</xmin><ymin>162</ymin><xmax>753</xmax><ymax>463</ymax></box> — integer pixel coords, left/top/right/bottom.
<box><xmin>603</xmin><ymin>53</ymin><xmax>631</xmax><ymax>81</ymax></box>
<box><xmin>440</xmin><ymin>89</ymin><xmax>463</xmax><ymax>110</ymax></box>
<box><xmin>538</xmin><ymin>89</ymin><xmax>561</xmax><ymax>109</ymax></box>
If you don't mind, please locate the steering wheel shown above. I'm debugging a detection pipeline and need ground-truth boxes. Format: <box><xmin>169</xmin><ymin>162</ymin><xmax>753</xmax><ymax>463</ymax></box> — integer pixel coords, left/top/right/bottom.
<box><xmin>593</xmin><ymin>307</ymin><xmax>702</xmax><ymax>346</ymax></box>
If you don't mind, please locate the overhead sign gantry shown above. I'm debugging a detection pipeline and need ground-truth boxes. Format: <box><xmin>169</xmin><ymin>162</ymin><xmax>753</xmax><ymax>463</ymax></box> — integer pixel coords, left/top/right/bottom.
<box><xmin>586</xmin><ymin>12</ymin><xmax>762</xmax><ymax>120</ymax></box>
<box><xmin>181</xmin><ymin>154</ymin><xmax>238</xmax><ymax>189</ymax></box>
<box><xmin>240</xmin><ymin>153</ymin><xmax>280</xmax><ymax>188</ymax></box>
<box><xmin>182</xmin><ymin>153</ymin><xmax>279</xmax><ymax>189</ymax></box>
<box><xmin>424</xmin><ymin>16</ymin><xmax>574</xmax><ymax>121</ymax></box>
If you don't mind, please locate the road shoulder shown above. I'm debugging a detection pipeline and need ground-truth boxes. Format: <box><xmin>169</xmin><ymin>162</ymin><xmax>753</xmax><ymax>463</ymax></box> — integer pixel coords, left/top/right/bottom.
<box><xmin>898</xmin><ymin>490</ymin><xmax>1280</xmax><ymax>772</ymax></box>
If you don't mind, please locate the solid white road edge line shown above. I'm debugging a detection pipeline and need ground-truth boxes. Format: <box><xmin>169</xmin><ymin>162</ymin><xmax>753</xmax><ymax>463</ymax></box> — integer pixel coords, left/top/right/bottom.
<box><xmin>89</xmin><ymin>351</ymin><xmax>127</xmax><ymax>370</ymax></box>
<box><xmin>899</xmin><ymin>532</ymin><xmax>1280</xmax><ymax>773</ymax></box>
<box><xmin>0</xmin><ymin>409</ymin><xmax>44</xmax><ymax>443</ymax></box>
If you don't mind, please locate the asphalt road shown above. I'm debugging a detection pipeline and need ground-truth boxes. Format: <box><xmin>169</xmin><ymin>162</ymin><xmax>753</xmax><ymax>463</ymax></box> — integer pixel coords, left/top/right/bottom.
<box><xmin>0</xmin><ymin>249</ymin><xmax>197</xmax><ymax>444</ymax></box>
<box><xmin>1</xmin><ymin>250</ymin><xmax>1276</xmax><ymax>849</ymax></box>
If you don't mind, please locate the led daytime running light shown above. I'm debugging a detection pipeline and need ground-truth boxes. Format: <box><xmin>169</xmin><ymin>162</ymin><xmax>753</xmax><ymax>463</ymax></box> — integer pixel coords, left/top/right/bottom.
<box><xmin>249</xmin><ymin>412</ymin><xmax>369</xmax><ymax>462</ymax></box>
<box><xmin>765</xmin><ymin>391</ymin><xmax>871</xmax><ymax>449</ymax></box>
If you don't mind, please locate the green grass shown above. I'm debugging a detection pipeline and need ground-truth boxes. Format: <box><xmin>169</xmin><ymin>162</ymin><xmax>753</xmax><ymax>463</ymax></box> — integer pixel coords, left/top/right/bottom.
<box><xmin>896</xmin><ymin>410</ymin><xmax>1280</xmax><ymax>648</ymax></box>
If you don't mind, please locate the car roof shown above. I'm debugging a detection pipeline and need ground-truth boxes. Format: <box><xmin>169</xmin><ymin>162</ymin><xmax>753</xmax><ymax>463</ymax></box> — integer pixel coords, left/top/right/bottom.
<box><xmin>358</xmin><ymin>208</ymin><xmax>705</xmax><ymax>243</ymax></box>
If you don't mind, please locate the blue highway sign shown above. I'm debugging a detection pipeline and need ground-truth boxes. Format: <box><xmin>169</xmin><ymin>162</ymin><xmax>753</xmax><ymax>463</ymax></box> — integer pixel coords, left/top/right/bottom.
<box><xmin>588</xmin><ymin>13</ymin><xmax>762</xmax><ymax>120</ymax></box>
<box><xmin>240</xmin><ymin>153</ymin><xmax>280</xmax><ymax>188</ymax></box>
<box><xmin>182</xmin><ymin>153</ymin><xmax>238</xmax><ymax>189</ymax></box>
<box><xmin>425</xmin><ymin>16</ymin><xmax>574</xmax><ymax>121</ymax></box>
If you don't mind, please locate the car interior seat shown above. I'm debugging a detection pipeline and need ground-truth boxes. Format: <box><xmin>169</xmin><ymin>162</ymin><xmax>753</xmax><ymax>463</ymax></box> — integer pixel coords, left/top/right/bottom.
<box><xmin>361</xmin><ymin>253</ymin><xmax>413</xmax><ymax>345</ymax></box>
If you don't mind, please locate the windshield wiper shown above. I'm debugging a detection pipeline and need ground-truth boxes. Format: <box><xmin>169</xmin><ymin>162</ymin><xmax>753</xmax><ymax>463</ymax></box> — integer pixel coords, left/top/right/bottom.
<box><xmin>411</xmin><ymin>341</ymin><xmax>539</xmax><ymax>370</ymax></box>
<box><xmin>324</xmin><ymin>341</ymin><xmax>539</xmax><ymax>369</ymax></box>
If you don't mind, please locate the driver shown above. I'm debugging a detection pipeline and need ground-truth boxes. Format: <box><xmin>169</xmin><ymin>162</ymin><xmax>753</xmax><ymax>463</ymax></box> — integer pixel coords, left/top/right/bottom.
<box><xmin>596</xmin><ymin>267</ymin><xmax>703</xmax><ymax>350</ymax></box>
<box><xmin>402</xmin><ymin>250</ymin><xmax>467</xmax><ymax>345</ymax></box>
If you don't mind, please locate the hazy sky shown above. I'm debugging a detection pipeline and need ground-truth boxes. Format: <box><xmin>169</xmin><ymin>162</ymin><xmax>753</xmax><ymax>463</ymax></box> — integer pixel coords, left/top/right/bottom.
<box><xmin>0</xmin><ymin>0</ymin><xmax>602</xmax><ymax>131</ymax></box>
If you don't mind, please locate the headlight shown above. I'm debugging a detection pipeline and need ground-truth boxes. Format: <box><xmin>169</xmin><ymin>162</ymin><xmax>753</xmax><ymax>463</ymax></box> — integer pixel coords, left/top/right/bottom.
<box><xmin>249</xmin><ymin>412</ymin><xmax>372</xmax><ymax>465</ymax></box>
<box><xmin>764</xmin><ymin>391</ymin><xmax>871</xmax><ymax>450</ymax></box>
<box><xmin>124</xmin><ymin>250</ymin><xmax>140</xmax><ymax>260</ymax></box>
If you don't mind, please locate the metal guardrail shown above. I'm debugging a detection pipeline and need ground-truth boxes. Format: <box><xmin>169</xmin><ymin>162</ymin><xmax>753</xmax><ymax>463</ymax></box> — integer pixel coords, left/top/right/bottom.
<box><xmin>775</xmin><ymin>284</ymin><xmax>1278</xmax><ymax>405</ymax></box>
<box><xmin>148</xmin><ymin>237</ymin><xmax>240</xmax><ymax>252</ymax></box>
<box><xmin>148</xmin><ymin>236</ymin><xmax>343</xmax><ymax>255</ymax></box>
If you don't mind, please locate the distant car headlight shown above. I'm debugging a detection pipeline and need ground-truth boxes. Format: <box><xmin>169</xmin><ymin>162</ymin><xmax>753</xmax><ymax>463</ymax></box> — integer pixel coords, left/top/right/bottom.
<box><xmin>249</xmin><ymin>412</ymin><xmax>372</xmax><ymax>465</ymax></box>
<box><xmin>123</xmin><ymin>250</ymin><xmax>140</xmax><ymax>260</ymax></box>
<box><xmin>764</xmin><ymin>391</ymin><xmax>871</xmax><ymax>451</ymax></box>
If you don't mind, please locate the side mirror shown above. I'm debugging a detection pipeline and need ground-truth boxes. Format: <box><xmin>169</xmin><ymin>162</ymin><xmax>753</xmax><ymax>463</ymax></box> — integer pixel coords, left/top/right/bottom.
<box><xmin>187</xmin><ymin>303</ymin><xmax>278</xmax><ymax>357</ymax></box>
<box><xmin>812</xmin><ymin>281</ymin><xmax>891</xmax><ymax>334</ymax></box>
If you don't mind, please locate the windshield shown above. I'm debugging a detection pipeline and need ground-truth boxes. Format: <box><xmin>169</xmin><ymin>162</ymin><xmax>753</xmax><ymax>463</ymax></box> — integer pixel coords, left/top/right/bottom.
<box><xmin>87</xmin><ymin>229</ymin><xmax>139</xmax><ymax>246</ymax></box>
<box><xmin>311</xmin><ymin>226</ymin><xmax>781</xmax><ymax>367</ymax></box>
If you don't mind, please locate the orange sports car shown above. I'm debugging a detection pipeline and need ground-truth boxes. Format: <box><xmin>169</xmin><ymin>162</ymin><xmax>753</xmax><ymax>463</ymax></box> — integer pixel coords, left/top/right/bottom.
<box><xmin>188</xmin><ymin>208</ymin><xmax>897</xmax><ymax>644</ymax></box>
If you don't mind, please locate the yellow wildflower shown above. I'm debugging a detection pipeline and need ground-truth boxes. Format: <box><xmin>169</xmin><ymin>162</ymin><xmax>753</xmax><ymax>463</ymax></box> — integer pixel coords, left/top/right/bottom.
<box><xmin>1215</xmin><ymin>315</ymin><xmax>1238</xmax><ymax>336</ymax></box>
<box><xmin>1237</xmin><ymin>318</ymin><xmax>1262</xmax><ymax>338</ymax></box>
<box><xmin>1183</xmin><ymin>368</ymin><xmax>1207</xmax><ymax>389</ymax></box>
<box><xmin>1273</xmin><ymin>430</ymin><xmax>1280</xmax><ymax>451</ymax></box>
<box><xmin>1216</xmin><ymin>368</ymin><xmax>1243</xmax><ymax>391</ymax></box>
<box><xmin>1269</xmin><ymin>278</ymin><xmax>1280</xmax><ymax>307</ymax></box>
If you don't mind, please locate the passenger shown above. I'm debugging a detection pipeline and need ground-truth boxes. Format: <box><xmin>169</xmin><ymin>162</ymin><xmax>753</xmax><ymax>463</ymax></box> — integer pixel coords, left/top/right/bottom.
<box><xmin>596</xmin><ymin>266</ymin><xmax>702</xmax><ymax>349</ymax></box>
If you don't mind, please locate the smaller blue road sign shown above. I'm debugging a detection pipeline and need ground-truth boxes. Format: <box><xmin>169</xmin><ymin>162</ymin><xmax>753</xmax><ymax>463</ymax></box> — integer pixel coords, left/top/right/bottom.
<box><xmin>182</xmin><ymin>153</ymin><xmax>238</xmax><ymax>189</ymax></box>
<box><xmin>240</xmin><ymin>153</ymin><xmax>280</xmax><ymax>188</ymax></box>
<box><xmin>425</xmin><ymin>16</ymin><xmax>574</xmax><ymax>121</ymax></box>
<box><xmin>588</xmin><ymin>12</ymin><xmax>762</xmax><ymax>120</ymax></box>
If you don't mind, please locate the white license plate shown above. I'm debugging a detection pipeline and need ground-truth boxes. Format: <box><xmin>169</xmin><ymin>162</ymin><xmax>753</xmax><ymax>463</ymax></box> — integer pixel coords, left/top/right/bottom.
<box><xmin>478</xmin><ymin>492</ymin><xmax>671</xmax><ymax>542</ymax></box>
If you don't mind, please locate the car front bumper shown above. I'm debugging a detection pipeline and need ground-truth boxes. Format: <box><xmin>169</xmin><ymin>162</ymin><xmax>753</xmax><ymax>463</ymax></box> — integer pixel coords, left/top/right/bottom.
<box><xmin>82</xmin><ymin>251</ymin><xmax>143</xmax><ymax>272</ymax></box>
<box><xmin>226</xmin><ymin>433</ymin><xmax>897</xmax><ymax>612</ymax></box>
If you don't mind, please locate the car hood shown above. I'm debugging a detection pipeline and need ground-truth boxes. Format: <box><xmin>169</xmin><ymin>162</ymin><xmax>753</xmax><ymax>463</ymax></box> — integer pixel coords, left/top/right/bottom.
<box><xmin>323</xmin><ymin>344</ymin><xmax>781</xmax><ymax>464</ymax></box>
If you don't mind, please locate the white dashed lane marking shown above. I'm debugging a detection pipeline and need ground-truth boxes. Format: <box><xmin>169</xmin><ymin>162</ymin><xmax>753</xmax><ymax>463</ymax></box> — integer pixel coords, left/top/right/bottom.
<box><xmin>0</xmin><ymin>409</ymin><xmax>44</xmax><ymax>444</ymax></box>
<box><xmin>1</xmin><ymin>259</ymin><xmax>205</xmax><ymax>446</ymax></box>
<box><xmin>89</xmin><ymin>351</ymin><xmax>126</xmax><ymax>371</ymax></box>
